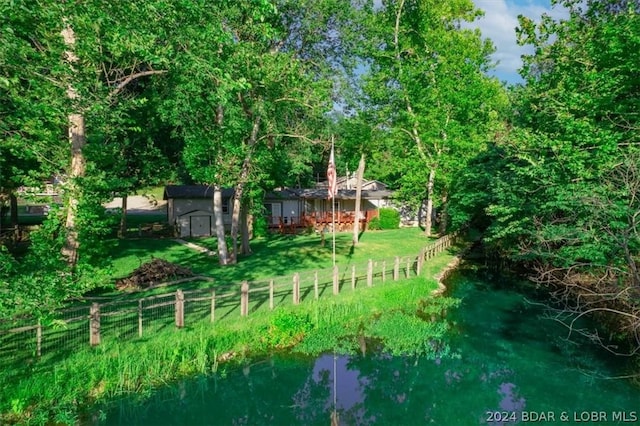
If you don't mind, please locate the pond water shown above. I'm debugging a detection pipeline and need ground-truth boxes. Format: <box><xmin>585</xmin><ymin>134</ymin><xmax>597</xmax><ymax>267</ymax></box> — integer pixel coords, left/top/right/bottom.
<box><xmin>95</xmin><ymin>266</ymin><xmax>638</xmax><ymax>425</ymax></box>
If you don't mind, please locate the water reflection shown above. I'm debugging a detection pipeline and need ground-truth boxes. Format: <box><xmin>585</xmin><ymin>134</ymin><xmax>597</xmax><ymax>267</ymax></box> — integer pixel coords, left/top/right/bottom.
<box><xmin>96</xmin><ymin>269</ymin><xmax>638</xmax><ymax>425</ymax></box>
<box><xmin>293</xmin><ymin>354</ymin><xmax>369</xmax><ymax>425</ymax></box>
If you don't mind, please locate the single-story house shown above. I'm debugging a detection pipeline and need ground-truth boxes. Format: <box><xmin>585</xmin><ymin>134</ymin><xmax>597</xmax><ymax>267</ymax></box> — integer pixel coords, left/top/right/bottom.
<box><xmin>164</xmin><ymin>179</ymin><xmax>394</xmax><ymax>237</ymax></box>
<box><xmin>263</xmin><ymin>182</ymin><xmax>393</xmax><ymax>233</ymax></box>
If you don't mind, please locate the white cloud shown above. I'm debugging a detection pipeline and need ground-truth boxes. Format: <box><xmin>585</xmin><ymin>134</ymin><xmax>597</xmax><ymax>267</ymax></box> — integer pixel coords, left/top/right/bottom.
<box><xmin>468</xmin><ymin>0</ymin><xmax>569</xmax><ymax>84</ymax></box>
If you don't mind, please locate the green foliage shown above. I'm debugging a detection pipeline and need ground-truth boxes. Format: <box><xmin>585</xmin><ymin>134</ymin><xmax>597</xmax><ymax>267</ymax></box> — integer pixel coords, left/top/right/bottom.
<box><xmin>354</xmin><ymin>0</ymin><xmax>508</xmax><ymax>231</ymax></box>
<box><xmin>367</xmin><ymin>216</ymin><xmax>381</xmax><ymax>231</ymax></box>
<box><xmin>463</xmin><ymin>1</ymin><xmax>640</xmax><ymax>270</ymax></box>
<box><xmin>0</xmin><ymin>1</ymin><xmax>68</xmax><ymax>192</ymax></box>
<box><xmin>252</xmin><ymin>215</ymin><xmax>269</xmax><ymax>239</ymax></box>
<box><xmin>365</xmin><ymin>311</ymin><xmax>449</xmax><ymax>357</ymax></box>
<box><xmin>378</xmin><ymin>208</ymin><xmax>400</xmax><ymax>230</ymax></box>
<box><xmin>264</xmin><ymin>310</ymin><xmax>313</xmax><ymax>348</ymax></box>
<box><xmin>0</xmin><ymin>201</ymin><xmax>114</xmax><ymax>320</ymax></box>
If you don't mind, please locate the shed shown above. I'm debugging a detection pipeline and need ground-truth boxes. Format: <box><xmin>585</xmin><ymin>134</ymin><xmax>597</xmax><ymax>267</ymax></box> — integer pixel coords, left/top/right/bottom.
<box><xmin>164</xmin><ymin>185</ymin><xmax>234</xmax><ymax>237</ymax></box>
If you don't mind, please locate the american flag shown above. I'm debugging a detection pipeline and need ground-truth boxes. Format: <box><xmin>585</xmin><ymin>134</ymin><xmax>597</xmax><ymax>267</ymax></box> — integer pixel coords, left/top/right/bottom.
<box><xmin>327</xmin><ymin>144</ymin><xmax>337</xmax><ymax>200</ymax></box>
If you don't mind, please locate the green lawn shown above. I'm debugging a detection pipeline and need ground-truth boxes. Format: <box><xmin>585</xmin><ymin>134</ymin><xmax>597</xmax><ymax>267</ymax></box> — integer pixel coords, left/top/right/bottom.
<box><xmin>108</xmin><ymin>228</ymin><xmax>438</xmax><ymax>288</ymax></box>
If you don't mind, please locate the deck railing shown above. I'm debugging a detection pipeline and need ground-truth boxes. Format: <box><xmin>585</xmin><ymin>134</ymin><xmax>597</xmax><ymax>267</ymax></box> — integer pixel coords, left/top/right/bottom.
<box><xmin>266</xmin><ymin>210</ymin><xmax>378</xmax><ymax>233</ymax></box>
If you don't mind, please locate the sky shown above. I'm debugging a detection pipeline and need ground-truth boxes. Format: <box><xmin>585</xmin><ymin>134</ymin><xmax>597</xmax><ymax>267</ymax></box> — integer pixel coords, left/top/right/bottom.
<box><xmin>468</xmin><ymin>0</ymin><xmax>568</xmax><ymax>84</ymax></box>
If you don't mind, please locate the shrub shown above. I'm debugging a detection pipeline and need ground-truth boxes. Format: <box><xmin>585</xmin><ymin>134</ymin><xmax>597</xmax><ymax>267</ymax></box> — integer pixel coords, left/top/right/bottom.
<box><xmin>253</xmin><ymin>216</ymin><xmax>268</xmax><ymax>238</ymax></box>
<box><xmin>367</xmin><ymin>216</ymin><xmax>381</xmax><ymax>230</ymax></box>
<box><xmin>378</xmin><ymin>208</ymin><xmax>400</xmax><ymax>229</ymax></box>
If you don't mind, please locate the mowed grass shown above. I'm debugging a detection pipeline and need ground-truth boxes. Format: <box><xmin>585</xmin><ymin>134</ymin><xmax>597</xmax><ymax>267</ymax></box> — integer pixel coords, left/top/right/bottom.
<box><xmin>107</xmin><ymin>228</ymin><xmax>438</xmax><ymax>290</ymax></box>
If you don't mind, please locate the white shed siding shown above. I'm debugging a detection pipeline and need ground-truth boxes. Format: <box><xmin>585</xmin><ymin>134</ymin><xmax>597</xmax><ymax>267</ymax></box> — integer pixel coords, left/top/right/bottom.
<box><xmin>174</xmin><ymin>199</ymin><xmax>213</xmax><ymax>219</ymax></box>
<box><xmin>169</xmin><ymin>199</ymin><xmax>231</xmax><ymax>226</ymax></box>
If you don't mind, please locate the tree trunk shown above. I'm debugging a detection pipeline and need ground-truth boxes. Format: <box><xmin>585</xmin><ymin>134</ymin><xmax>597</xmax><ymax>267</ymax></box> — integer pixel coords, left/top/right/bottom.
<box><xmin>118</xmin><ymin>194</ymin><xmax>128</xmax><ymax>238</ymax></box>
<box><xmin>438</xmin><ymin>192</ymin><xmax>448</xmax><ymax>235</ymax></box>
<box><xmin>352</xmin><ymin>154</ymin><xmax>365</xmax><ymax>246</ymax></box>
<box><xmin>229</xmin><ymin>193</ymin><xmax>241</xmax><ymax>264</ymax></box>
<box><xmin>424</xmin><ymin>168</ymin><xmax>436</xmax><ymax>237</ymax></box>
<box><xmin>10</xmin><ymin>193</ymin><xmax>18</xmax><ymax>231</ymax></box>
<box><xmin>60</xmin><ymin>22</ymin><xmax>85</xmax><ymax>266</ymax></box>
<box><xmin>230</xmin><ymin>116</ymin><xmax>260</xmax><ymax>263</ymax></box>
<box><xmin>240</xmin><ymin>201</ymin><xmax>252</xmax><ymax>255</ymax></box>
<box><xmin>213</xmin><ymin>185</ymin><xmax>229</xmax><ymax>265</ymax></box>
<box><xmin>61</xmin><ymin>113</ymin><xmax>86</xmax><ymax>265</ymax></box>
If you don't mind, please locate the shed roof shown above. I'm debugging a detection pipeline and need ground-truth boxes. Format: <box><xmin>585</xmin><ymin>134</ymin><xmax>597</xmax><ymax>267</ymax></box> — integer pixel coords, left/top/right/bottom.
<box><xmin>164</xmin><ymin>185</ymin><xmax>234</xmax><ymax>200</ymax></box>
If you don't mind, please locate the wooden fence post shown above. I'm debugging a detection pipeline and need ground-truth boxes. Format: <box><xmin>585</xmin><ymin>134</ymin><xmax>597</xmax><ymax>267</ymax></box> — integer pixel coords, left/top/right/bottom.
<box><xmin>90</xmin><ymin>302</ymin><xmax>101</xmax><ymax>346</ymax></box>
<box><xmin>394</xmin><ymin>256</ymin><xmax>400</xmax><ymax>281</ymax></box>
<box><xmin>351</xmin><ymin>265</ymin><xmax>356</xmax><ymax>290</ymax></box>
<box><xmin>314</xmin><ymin>272</ymin><xmax>319</xmax><ymax>300</ymax></box>
<box><xmin>175</xmin><ymin>289</ymin><xmax>185</xmax><ymax>328</ymax></box>
<box><xmin>269</xmin><ymin>280</ymin><xmax>274</xmax><ymax>310</ymax></box>
<box><xmin>36</xmin><ymin>319</ymin><xmax>42</xmax><ymax>357</ymax></box>
<box><xmin>241</xmin><ymin>281</ymin><xmax>249</xmax><ymax>316</ymax></box>
<box><xmin>293</xmin><ymin>273</ymin><xmax>300</xmax><ymax>305</ymax></box>
<box><xmin>367</xmin><ymin>259</ymin><xmax>373</xmax><ymax>287</ymax></box>
<box><xmin>406</xmin><ymin>257</ymin><xmax>411</xmax><ymax>278</ymax></box>
<box><xmin>333</xmin><ymin>265</ymin><xmax>339</xmax><ymax>295</ymax></box>
<box><xmin>382</xmin><ymin>260</ymin><xmax>386</xmax><ymax>283</ymax></box>
<box><xmin>417</xmin><ymin>248</ymin><xmax>425</xmax><ymax>276</ymax></box>
<box><xmin>210</xmin><ymin>290</ymin><xmax>216</xmax><ymax>322</ymax></box>
<box><xmin>138</xmin><ymin>299</ymin><xmax>143</xmax><ymax>337</ymax></box>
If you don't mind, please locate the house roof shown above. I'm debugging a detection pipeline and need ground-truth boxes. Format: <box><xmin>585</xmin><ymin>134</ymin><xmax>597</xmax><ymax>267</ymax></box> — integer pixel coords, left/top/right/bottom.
<box><xmin>317</xmin><ymin>176</ymin><xmax>388</xmax><ymax>191</ymax></box>
<box><xmin>263</xmin><ymin>188</ymin><xmax>299</xmax><ymax>200</ymax></box>
<box><xmin>267</xmin><ymin>188</ymin><xmax>393</xmax><ymax>200</ymax></box>
<box><xmin>164</xmin><ymin>185</ymin><xmax>234</xmax><ymax>200</ymax></box>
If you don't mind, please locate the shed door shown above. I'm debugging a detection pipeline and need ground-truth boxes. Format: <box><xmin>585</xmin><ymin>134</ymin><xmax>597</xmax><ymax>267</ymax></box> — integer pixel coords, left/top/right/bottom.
<box><xmin>190</xmin><ymin>215</ymin><xmax>211</xmax><ymax>237</ymax></box>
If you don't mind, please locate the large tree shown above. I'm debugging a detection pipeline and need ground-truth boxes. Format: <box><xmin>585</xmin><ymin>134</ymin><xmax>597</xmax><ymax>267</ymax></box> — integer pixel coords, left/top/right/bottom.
<box><xmin>54</xmin><ymin>1</ymin><xmax>172</xmax><ymax>264</ymax></box>
<box><xmin>161</xmin><ymin>0</ymin><xmax>355</xmax><ymax>264</ymax></box>
<box><xmin>357</xmin><ymin>0</ymin><xmax>505</xmax><ymax>236</ymax></box>
<box><xmin>451</xmin><ymin>0</ymin><xmax>640</xmax><ymax>354</ymax></box>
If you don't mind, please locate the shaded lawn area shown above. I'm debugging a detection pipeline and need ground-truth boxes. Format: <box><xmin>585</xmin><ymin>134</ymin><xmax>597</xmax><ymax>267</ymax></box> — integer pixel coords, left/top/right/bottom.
<box><xmin>1</xmin><ymin>212</ymin><xmax>168</xmax><ymax>231</ymax></box>
<box><xmin>107</xmin><ymin>228</ymin><xmax>438</xmax><ymax>295</ymax></box>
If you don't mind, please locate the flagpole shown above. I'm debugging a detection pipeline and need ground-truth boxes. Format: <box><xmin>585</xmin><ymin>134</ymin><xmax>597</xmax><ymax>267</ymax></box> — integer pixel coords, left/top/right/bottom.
<box><xmin>332</xmin><ymin>193</ymin><xmax>336</xmax><ymax>267</ymax></box>
<box><xmin>331</xmin><ymin>136</ymin><xmax>336</xmax><ymax>267</ymax></box>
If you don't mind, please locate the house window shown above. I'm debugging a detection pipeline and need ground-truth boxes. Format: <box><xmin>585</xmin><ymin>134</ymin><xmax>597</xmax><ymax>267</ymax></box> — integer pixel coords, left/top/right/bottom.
<box><xmin>222</xmin><ymin>199</ymin><xmax>229</xmax><ymax>214</ymax></box>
